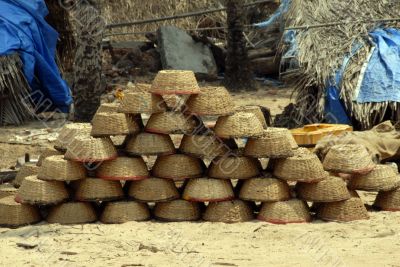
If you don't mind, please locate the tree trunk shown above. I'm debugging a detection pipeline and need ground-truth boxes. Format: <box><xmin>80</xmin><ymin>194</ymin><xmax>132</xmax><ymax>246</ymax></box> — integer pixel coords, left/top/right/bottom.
<box><xmin>224</xmin><ymin>0</ymin><xmax>254</xmax><ymax>91</ymax></box>
<box><xmin>69</xmin><ymin>0</ymin><xmax>105</xmax><ymax>122</ymax></box>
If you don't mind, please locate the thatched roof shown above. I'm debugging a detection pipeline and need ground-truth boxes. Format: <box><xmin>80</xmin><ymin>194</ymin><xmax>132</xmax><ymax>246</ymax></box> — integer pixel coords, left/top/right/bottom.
<box><xmin>280</xmin><ymin>0</ymin><xmax>400</xmax><ymax>129</ymax></box>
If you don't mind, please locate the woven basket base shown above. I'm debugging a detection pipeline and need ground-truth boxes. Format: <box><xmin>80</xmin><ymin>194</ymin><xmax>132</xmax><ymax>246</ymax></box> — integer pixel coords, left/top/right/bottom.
<box><xmin>146</xmin><ymin>128</ymin><xmax>192</xmax><ymax>135</ymax></box>
<box><xmin>15</xmin><ymin>195</ymin><xmax>68</xmax><ymax>206</ymax></box>
<box><xmin>126</xmin><ymin>151</ymin><xmax>176</xmax><ymax>157</ymax></box>
<box><xmin>75</xmin><ymin>196</ymin><xmax>124</xmax><ymax>202</ymax></box>
<box><xmin>327</xmin><ymin>165</ymin><xmax>376</xmax><ymax>175</ymax></box>
<box><xmin>151</xmin><ymin>90</ymin><xmax>199</xmax><ymax>95</ymax></box>
<box><xmin>132</xmin><ymin>196</ymin><xmax>179</xmax><ymax>203</ymax></box>
<box><xmin>154</xmin><ymin>174</ymin><xmax>204</xmax><ymax>180</ymax></box>
<box><xmin>240</xmin><ymin>196</ymin><xmax>291</xmax><ymax>202</ymax></box>
<box><xmin>184</xmin><ymin>196</ymin><xmax>235</xmax><ymax>202</ymax></box>
<box><xmin>257</xmin><ymin>215</ymin><xmax>311</xmax><ymax>224</ymax></box>
<box><xmin>153</xmin><ymin>215</ymin><xmax>201</xmax><ymax>222</ymax></box>
<box><xmin>99</xmin><ymin>175</ymin><xmax>149</xmax><ymax>181</ymax></box>
<box><xmin>68</xmin><ymin>155</ymin><xmax>118</xmax><ymax>163</ymax></box>
<box><xmin>185</xmin><ymin>111</ymin><xmax>235</xmax><ymax>117</ymax></box>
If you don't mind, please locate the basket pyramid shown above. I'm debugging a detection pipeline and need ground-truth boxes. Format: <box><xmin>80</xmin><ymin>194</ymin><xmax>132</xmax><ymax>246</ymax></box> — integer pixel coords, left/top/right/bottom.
<box><xmin>2</xmin><ymin>70</ymin><xmax>400</xmax><ymax>227</ymax></box>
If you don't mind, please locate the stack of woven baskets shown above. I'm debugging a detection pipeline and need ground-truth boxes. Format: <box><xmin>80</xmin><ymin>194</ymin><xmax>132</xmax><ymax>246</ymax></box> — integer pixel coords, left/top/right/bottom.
<box><xmin>2</xmin><ymin>70</ymin><xmax>400</xmax><ymax>228</ymax></box>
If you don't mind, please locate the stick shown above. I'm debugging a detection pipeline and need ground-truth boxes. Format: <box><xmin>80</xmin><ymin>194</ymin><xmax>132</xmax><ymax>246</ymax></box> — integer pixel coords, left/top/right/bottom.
<box><xmin>285</xmin><ymin>17</ymin><xmax>400</xmax><ymax>31</ymax></box>
<box><xmin>106</xmin><ymin>0</ymin><xmax>276</xmax><ymax>29</ymax></box>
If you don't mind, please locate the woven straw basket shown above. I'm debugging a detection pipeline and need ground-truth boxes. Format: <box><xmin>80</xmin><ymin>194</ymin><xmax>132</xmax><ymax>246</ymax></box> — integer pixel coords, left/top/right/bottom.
<box><xmin>237</xmin><ymin>106</ymin><xmax>268</xmax><ymax>129</ymax></box>
<box><xmin>239</xmin><ymin>176</ymin><xmax>291</xmax><ymax>202</ymax></box>
<box><xmin>214</xmin><ymin>112</ymin><xmax>264</xmax><ymax>138</ymax></box>
<box><xmin>154</xmin><ymin>199</ymin><xmax>202</xmax><ymax>222</ymax></box>
<box><xmin>125</xmin><ymin>132</ymin><xmax>176</xmax><ymax>156</ymax></box>
<box><xmin>203</xmin><ymin>200</ymin><xmax>254</xmax><ymax>223</ymax></box>
<box><xmin>91</xmin><ymin>112</ymin><xmax>141</xmax><ymax>137</ymax></box>
<box><xmin>258</xmin><ymin>199</ymin><xmax>311</xmax><ymax>224</ymax></box>
<box><xmin>145</xmin><ymin>112</ymin><xmax>200</xmax><ymax>134</ymax></box>
<box><xmin>348</xmin><ymin>164</ymin><xmax>400</xmax><ymax>192</ymax></box>
<box><xmin>296</xmin><ymin>176</ymin><xmax>351</xmax><ymax>202</ymax></box>
<box><xmin>128</xmin><ymin>177</ymin><xmax>180</xmax><ymax>202</ymax></box>
<box><xmin>97</xmin><ymin>103</ymin><xmax>120</xmax><ymax>113</ymax></box>
<box><xmin>38</xmin><ymin>155</ymin><xmax>86</xmax><ymax>182</ymax></box>
<box><xmin>185</xmin><ymin>86</ymin><xmax>235</xmax><ymax>116</ymax></box>
<box><xmin>118</xmin><ymin>91</ymin><xmax>167</xmax><ymax>114</ymax></box>
<box><xmin>73</xmin><ymin>178</ymin><xmax>124</xmax><ymax>202</ymax></box>
<box><xmin>15</xmin><ymin>176</ymin><xmax>69</xmax><ymax>205</ymax></box>
<box><xmin>183</xmin><ymin>178</ymin><xmax>234</xmax><ymax>202</ymax></box>
<box><xmin>0</xmin><ymin>184</ymin><xmax>18</xmax><ymax>199</ymax></box>
<box><xmin>208</xmin><ymin>155</ymin><xmax>262</xmax><ymax>180</ymax></box>
<box><xmin>14</xmin><ymin>163</ymin><xmax>39</xmax><ymax>188</ymax></box>
<box><xmin>46</xmin><ymin>202</ymin><xmax>97</xmax><ymax>224</ymax></box>
<box><xmin>316</xmin><ymin>191</ymin><xmax>369</xmax><ymax>222</ymax></box>
<box><xmin>100</xmin><ymin>201</ymin><xmax>151</xmax><ymax>223</ymax></box>
<box><xmin>179</xmin><ymin>134</ymin><xmax>230</xmax><ymax>158</ymax></box>
<box><xmin>0</xmin><ymin>196</ymin><xmax>41</xmax><ymax>228</ymax></box>
<box><xmin>273</xmin><ymin>148</ymin><xmax>328</xmax><ymax>183</ymax></box>
<box><xmin>96</xmin><ymin>157</ymin><xmax>149</xmax><ymax>181</ymax></box>
<box><xmin>54</xmin><ymin>123</ymin><xmax>92</xmax><ymax>152</ymax></box>
<box><xmin>244</xmin><ymin>128</ymin><xmax>295</xmax><ymax>159</ymax></box>
<box><xmin>65</xmin><ymin>136</ymin><xmax>117</xmax><ymax>163</ymax></box>
<box><xmin>323</xmin><ymin>144</ymin><xmax>376</xmax><ymax>174</ymax></box>
<box><xmin>374</xmin><ymin>188</ymin><xmax>400</xmax><ymax>211</ymax></box>
<box><xmin>150</xmin><ymin>70</ymin><xmax>200</xmax><ymax>95</ymax></box>
<box><xmin>152</xmin><ymin>154</ymin><xmax>205</xmax><ymax>179</ymax></box>
<box><xmin>37</xmin><ymin>147</ymin><xmax>64</xmax><ymax>166</ymax></box>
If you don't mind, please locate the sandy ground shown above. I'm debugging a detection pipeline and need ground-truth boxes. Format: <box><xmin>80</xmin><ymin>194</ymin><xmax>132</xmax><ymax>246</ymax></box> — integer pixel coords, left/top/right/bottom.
<box><xmin>1</xmin><ymin>91</ymin><xmax>400</xmax><ymax>267</ymax></box>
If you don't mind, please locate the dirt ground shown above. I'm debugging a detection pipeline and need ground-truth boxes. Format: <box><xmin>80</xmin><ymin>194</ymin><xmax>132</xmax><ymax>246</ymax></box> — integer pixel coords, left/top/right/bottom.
<box><xmin>1</xmin><ymin>90</ymin><xmax>400</xmax><ymax>267</ymax></box>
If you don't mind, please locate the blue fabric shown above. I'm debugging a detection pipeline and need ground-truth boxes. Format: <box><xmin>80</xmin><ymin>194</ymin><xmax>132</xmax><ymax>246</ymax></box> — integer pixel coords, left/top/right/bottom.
<box><xmin>356</xmin><ymin>28</ymin><xmax>400</xmax><ymax>103</ymax></box>
<box><xmin>0</xmin><ymin>0</ymin><xmax>72</xmax><ymax>112</ymax></box>
<box><xmin>254</xmin><ymin>0</ymin><xmax>291</xmax><ymax>29</ymax></box>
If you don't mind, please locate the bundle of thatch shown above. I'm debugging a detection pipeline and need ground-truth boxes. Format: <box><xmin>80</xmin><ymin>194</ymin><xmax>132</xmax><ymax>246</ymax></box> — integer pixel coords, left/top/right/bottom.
<box><xmin>279</xmin><ymin>0</ymin><xmax>400</xmax><ymax>130</ymax></box>
<box><xmin>0</xmin><ymin>54</ymin><xmax>34</xmax><ymax>126</ymax></box>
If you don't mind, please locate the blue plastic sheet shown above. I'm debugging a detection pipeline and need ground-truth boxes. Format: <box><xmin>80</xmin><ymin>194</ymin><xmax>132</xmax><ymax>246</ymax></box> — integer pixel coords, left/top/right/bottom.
<box><xmin>0</xmin><ymin>0</ymin><xmax>72</xmax><ymax>112</ymax></box>
<box><xmin>356</xmin><ymin>28</ymin><xmax>400</xmax><ymax>103</ymax></box>
<box><xmin>254</xmin><ymin>0</ymin><xmax>291</xmax><ymax>29</ymax></box>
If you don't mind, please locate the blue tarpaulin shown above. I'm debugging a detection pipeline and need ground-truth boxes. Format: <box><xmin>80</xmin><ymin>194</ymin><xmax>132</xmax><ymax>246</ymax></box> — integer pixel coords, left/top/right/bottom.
<box><xmin>0</xmin><ymin>0</ymin><xmax>72</xmax><ymax>112</ymax></box>
<box><xmin>356</xmin><ymin>28</ymin><xmax>400</xmax><ymax>103</ymax></box>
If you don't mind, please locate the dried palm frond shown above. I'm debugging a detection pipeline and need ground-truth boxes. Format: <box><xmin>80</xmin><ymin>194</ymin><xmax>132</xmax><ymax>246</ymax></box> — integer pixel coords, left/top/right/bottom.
<box><xmin>280</xmin><ymin>0</ymin><xmax>400</xmax><ymax>129</ymax></box>
<box><xmin>0</xmin><ymin>54</ymin><xmax>34</xmax><ymax>126</ymax></box>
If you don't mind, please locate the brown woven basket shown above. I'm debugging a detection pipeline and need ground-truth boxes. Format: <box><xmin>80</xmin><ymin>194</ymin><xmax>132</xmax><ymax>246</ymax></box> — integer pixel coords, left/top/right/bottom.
<box><xmin>150</xmin><ymin>70</ymin><xmax>200</xmax><ymax>95</ymax></box>
<box><xmin>374</xmin><ymin>188</ymin><xmax>400</xmax><ymax>211</ymax></box>
<box><xmin>54</xmin><ymin>123</ymin><xmax>92</xmax><ymax>152</ymax></box>
<box><xmin>145</xmin><ymin>112</ymin><xmax>201</xmax><ymax>134</ymax></box>
<box><xmin>15</xmin><ymin>176</ymin><xmax>69</xmax><ymax>205</ymax></box>
<box><xmin>38</xmin><ymin>155</ymin><xmax>86</xmax><ymax>182</ymax></box>
<box><xmin>46</xmin><ymin>202</ymin><xmax>97</xmax><ymax>224</ymax></box>
<box><xmin>151</xmin><ymin>154</ymin><xmax>205</xmax><ymax>179</ymax></box>
<box><xmin>14</xmin><ymin>163</ymin><xmax>39</xmax><ymax>188</ymax></box>
<box><xmin>203</xmin><ymin>200</ymin><xmax>254</xmax><ymax>223</ymax></box>
<box><xmin>125</xmin><ymin>132</ymin><xmax>176</xmax><ymax>156</ymax></box>
<box><xmin>91</xmin><ymin>112</ymin><xmax>141</xmax><ymax>137</ymax></box>
<box><xmin>185</xmin><ymin>86</ymin><xmax>235</xmax><ymax>116</ymax></box>
<box><xmin>65</xmin><ymin>136</ymin><xmax>117</xmax><ymax>163</ymax></box>
<box><xmin>316</xmin><ymin>191</ymin><xmax>369</xmax><ymax>222</ymax></box>
<box><xmin>244</xmin><ymin>128</ymin><xmax>295</xmax><ymax>159</ymax></box>
<box><xmin>97</xmin><ymin>103</ymin><xmax>120</xmax><ymax>113</ymax></box>
<box><xmin>348</xmin><ymin>164</ymin><xmax>400</xmax><ymax>192</ymax></box>
<box><xmin>96</xmin><ymin>157</ymin><xmax>149</xmax><ymax>181</ymax></box>
<box><xmin>323</xmin><ymin>144</ymin><xmax>376</xmax><ymax>174</ymax></box>
<box><xmin>258</xmin><ymin>199</ymin><xmax>311</xmax><ymax>224</ymax></box>
<box><xmin>118</xmin><ymin>91</ymin><xmax>167</xmax><ymax>114</ymax></box>
<box><xmin>239</xmin><ymin>176</ymin><xmax>291</xmax><ymax>202</ymax></box>
<box><xmin>37</xmin><ymin>147</ymin><xmax>64</xmax><ymax>166</ymax></box>
<box><xmin>0</xmin><ymin>184</ymin><xmax>18</xmax><ymax>199</ymax></box>
<box><xmin>73</xmin><ymin>178</ymin><xmax>124</xmax><ymax>202</ymax></box>
<box><xmin>208</xmin><ymin>155</ymin><xmax>262</xmax><ymax>180</ymax></box>
<box><xmin>183</xmin><ymin>178</ymin><xmax>234</xmax><ymax>202</ymax></box>
<box><xmin>154</xmin><ymin>199</ymin><xmax>202</xmax><ymax>222</ymax></box>
<box><xmin>0</xmin><ymin>196</ymin><xmax>41</xmax><ymax>228</ymax></box>
<box><xmin>128</xmin><ymin>177</ymin><xmax>180</xmax><ymax>202</ymax></box>
<box><xmin>179</xmin><ymin>134</ymin><xmax>230</xmax><ymax>158</ymax></box>
<box><xmin>296</xmin><ymin>176</ymin><xmax>351</xmax><ymax>202</ymax></box>
<box><xmin>214</xmin><ymin>112</ymin><xmax>264</xmax><ymax>138</ymax></box>
<box><xmin>273</xmin><ymin>148</ymin><xmax>328</xmax><ymax>183</ymax></box>
<box><xmin>237</xmin><ymin>106</ymin><xmax>268</xmax><ymax>129</ymax></box>
<box><xmin>100</xmin><ymin>201</ymin><xmax>151</xmax><ymax>223</ymax></box>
